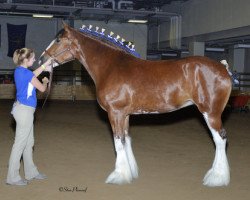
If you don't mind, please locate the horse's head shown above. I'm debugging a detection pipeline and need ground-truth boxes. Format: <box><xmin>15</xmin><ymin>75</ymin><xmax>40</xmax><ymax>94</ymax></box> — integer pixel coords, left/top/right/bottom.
<box><xmin>39</xmin><ymin>22</ymin><xmax>77</xmax><ymax>67</ymax></box>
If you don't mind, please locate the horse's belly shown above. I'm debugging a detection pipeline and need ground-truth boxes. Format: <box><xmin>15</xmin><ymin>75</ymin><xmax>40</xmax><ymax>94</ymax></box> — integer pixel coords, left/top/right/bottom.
<box><xmin>132</xmin><ymin>100</ymin><xmax>194</xmax><ymax>115</ymax></box>
<box><xmin>165</xmin><ymin>100</ymin><xmax>194</xmax><ymax>112</ymax></box>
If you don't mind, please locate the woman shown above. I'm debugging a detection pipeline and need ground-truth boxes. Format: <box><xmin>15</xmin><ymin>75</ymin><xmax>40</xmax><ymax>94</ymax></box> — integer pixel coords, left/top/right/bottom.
<box><xmin>6</xmin><ymin>48</ymin><xmax>53</xmax><ymax>186</ymax></box>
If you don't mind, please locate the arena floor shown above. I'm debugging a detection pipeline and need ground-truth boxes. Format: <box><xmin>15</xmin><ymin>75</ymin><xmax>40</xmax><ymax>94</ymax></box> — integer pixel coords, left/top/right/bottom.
<box><xmin>0</xmin><ymin>100</ymin><xmax>249</xmax><ymax>200</ymax></box>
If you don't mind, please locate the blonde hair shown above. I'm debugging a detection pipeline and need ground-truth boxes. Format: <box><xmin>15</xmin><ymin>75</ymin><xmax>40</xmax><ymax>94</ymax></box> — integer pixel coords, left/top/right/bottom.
<box><xmin>13</xmin><ymin>48</ymin><xmax>34</xmax><ymax>65</ymax></box>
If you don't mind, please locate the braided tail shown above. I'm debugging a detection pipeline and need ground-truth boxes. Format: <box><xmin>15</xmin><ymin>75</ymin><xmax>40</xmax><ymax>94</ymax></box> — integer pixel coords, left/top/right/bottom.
<box><xmin>220</xmin><ymin>60</ymin><xmax>239</xmax><ymax>85</ymax></box>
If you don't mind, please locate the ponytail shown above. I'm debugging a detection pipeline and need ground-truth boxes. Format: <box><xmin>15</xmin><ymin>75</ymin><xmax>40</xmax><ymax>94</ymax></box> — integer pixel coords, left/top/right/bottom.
<box><xmin>13</xmin><ymin>48</ymin><xmax>34</xmax><ymax>66</ymax></box>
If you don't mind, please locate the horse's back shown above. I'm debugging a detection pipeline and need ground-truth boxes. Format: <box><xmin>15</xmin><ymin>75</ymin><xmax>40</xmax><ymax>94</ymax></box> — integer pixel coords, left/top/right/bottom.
<box><xmin>128</xmin><ymin>56</ymin><xmax>231</xmax><ymax>87</ymax></box>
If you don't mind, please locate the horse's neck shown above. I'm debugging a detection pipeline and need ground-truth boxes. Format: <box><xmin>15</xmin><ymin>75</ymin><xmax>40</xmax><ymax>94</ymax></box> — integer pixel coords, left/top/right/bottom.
<box><xmin>77</xmin><ymin>34</ymin><xmax>119</xmax><ymax>86</ymax></box>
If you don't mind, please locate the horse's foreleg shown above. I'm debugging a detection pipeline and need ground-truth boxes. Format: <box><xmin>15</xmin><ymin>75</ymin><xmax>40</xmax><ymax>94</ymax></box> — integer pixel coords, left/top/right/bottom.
<box><xmin>105</xmin><ymin>114</ymin><xmax>138</xmax><ymax>185</ymax></box>
<box><xmin>202</xmin><ymin>113</ymin><xmax>230</xmax><ymax>187</ymax></box>
<box><xmin>105</xmin><ymin>135</ymin><xmax>133</xmax><ymax>184</ymax></box>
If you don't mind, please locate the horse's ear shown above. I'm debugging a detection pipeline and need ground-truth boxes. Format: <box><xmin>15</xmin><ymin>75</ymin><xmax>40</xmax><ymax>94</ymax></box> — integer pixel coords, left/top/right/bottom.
<box><xmin>62</xmin><ymin>21</ymin><xmax>74</xmax><ymax>38</ymax></box>
<box><xmin>62</xmin><ymin>21</ymin><xmax>70</xmax><ymax>31</ymax></box>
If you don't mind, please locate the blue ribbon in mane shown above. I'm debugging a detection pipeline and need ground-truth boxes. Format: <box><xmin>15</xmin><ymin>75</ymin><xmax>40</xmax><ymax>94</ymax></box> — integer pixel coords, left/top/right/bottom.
<box><xmin>79</xmin><ymin>27</ymin><xmax>141</xmax><ymax>58</ymax></box>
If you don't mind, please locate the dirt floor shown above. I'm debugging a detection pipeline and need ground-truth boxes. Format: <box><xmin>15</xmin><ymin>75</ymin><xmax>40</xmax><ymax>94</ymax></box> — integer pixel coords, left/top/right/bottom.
<box><xmin>0</xmin><ymin>99</ymin><xmax>250</xmax><ymax>200</ymax></box>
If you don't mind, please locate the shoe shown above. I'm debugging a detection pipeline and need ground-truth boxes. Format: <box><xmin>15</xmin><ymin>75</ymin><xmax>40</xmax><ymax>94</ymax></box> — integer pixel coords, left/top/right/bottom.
<box><xmin>6</xmin><ymin>179</ymin><xmax>28</xmax><ymax>186</ymax></box>
<box><xmin>27</xmin><ymin>173</ymin><xmax>47</xmax><ymax>181</ymax></box>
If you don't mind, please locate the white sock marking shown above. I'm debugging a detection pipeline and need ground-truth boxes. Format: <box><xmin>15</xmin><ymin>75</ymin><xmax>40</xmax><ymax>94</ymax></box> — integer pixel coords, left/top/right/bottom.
<box><xmin>105</xmin><ymin>137</ymin><xmax>133</xmax><ymax>184</ymax></box>
<box><xmin>203</xmin><ymin>113</ymin><xmax>230</xmax><ymax>186</ymax></box>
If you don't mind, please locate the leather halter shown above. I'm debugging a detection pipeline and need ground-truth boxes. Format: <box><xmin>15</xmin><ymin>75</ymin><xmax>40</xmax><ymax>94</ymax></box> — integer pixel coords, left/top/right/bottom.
<box><xmin>42</xmin><ymin>37</ymin><xmax>75</xmax><ymax>108</ymax></box>
<box><xmin>44</xmin><ymin>37</ymin><xmax>75</xmax><ymax>65</ymax></box>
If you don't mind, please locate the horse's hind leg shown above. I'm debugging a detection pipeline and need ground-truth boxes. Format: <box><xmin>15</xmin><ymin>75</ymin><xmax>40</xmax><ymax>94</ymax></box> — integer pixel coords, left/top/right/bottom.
<box><xmin>105</xmin><ymin>114</ymin><xmax>138</xmax><ymax>185</ymax></box>
<box><xmin>202</xmin><ymin>112</ymin><xmax>230</xmax><ymax>187</ymax></box>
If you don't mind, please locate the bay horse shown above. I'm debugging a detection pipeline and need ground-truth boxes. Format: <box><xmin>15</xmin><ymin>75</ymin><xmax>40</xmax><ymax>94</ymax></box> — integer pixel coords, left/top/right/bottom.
<box><xmin>40</xmin><ymin>22</ymin><xmax>232</xmax><ymax>187</ymax></box>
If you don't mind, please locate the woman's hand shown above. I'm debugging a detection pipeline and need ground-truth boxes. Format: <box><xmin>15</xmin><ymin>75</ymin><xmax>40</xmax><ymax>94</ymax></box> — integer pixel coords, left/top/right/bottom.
<box><xmin>44</xmin><ymin>65</ymin><xmax>52</xmax><ymax>72</ymax></box>
<box><xmin>42</xmin><ymin>77</ymin><xmax>49</xmax><ymax>84</ymax></box>
<box><xmin>34</xmin><ymin>58</ymin><xmax>54</xmax><ymax>78</ymax></box>
<box><xmin>42</xmin><ymin>58</ymin><xmax>54</xmax><ymax>72</ymax></box>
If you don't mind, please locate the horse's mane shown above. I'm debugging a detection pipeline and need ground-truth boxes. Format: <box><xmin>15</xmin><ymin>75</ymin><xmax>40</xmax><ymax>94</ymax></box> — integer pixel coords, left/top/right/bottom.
<box><xmin>77</xmin><ymin>25</ymin><xmax>141</xmax><ymax>58</ymax></box>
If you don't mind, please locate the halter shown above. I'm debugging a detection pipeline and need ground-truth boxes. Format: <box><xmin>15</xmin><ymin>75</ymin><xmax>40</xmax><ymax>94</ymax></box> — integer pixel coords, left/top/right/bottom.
<box><xmin>42</xmin><ymin>37</ymin><xmax>75</xmax><ymax>108</ymax></box>
<box><xmin>45</xmin><ymin>37</ymin><xmax>75</xmax><ymax>65</ymax></box>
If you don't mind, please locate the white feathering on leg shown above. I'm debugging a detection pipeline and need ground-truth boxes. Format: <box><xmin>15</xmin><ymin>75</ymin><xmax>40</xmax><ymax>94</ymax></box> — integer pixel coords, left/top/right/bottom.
<box><xmin>105</xmin><ymin>137</ymin><xmax>133</xmax><ymax>184</ymax></box>
<box><xmin>203</xmin><ymin>134</ymin><xmax>230</xmax><ymax>186</ymax></box>
<box><xmin>203</xmin><ymin>113</ymin><xmax>230</xmax><ymax>187</ymax></box>
<box><xmin>125</xmin><ymin>136</ymin><xmax>139</xmax><ymax>179</ymax></box>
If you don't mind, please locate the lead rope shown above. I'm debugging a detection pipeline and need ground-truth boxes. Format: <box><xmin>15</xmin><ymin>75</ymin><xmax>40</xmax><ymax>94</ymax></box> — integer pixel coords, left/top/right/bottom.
<box><xmin>42</xmin><ymin>63</ymin><xmax>54</xmax><ymax>108</ymax></box>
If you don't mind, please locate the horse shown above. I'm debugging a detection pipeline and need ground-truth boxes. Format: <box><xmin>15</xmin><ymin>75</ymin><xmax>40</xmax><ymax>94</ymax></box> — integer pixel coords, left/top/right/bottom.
<box><xmin>39</xmin><ymin>22</ymin><xmax>232</xmax><ymax>187</ymax></box>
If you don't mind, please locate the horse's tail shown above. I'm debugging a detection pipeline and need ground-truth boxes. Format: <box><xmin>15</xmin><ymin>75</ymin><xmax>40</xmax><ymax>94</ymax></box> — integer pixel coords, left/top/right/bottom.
<box><xmin>220</xmin><ymin>59</ymin><xmax>239</xmax><ymax>85</ymax></box>
<box><xmin>220</xmin><ymin>60</ymin><xmax>230</xmax><ymax>73</ymax></box>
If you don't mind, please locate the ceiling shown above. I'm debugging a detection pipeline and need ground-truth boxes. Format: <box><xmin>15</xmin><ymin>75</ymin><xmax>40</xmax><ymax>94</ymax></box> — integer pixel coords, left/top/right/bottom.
<box><xmin>0</xmin><ymin>0</ymin><xmax>188</xmax><ymax>23</ymax></box>
<box><xmin>1</xmin><ymin>0</ymin><xmax>250</xmax><ymax>54</ymax></box>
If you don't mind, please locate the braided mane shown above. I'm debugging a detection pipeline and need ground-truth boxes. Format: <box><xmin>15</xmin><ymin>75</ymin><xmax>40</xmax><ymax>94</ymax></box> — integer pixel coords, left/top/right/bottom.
<box><xmin>78</xmin><ymin>25</ymin><xmax>140</xmax><ymax>58</ymax></box>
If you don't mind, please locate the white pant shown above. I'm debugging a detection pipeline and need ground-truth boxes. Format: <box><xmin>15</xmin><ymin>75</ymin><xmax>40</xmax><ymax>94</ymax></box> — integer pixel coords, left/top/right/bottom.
<box><xmin>7</xmin><ymin>102</ymin><xmax>39</xmax><ymax>182</ymax></box>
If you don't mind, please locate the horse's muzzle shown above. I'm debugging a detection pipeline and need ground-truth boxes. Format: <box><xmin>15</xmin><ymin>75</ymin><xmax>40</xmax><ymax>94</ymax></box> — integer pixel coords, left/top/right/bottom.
<box><xmin>39</xmin><ymin>54</ymin><xmax>48</xmax><ymax>66</ymax></box>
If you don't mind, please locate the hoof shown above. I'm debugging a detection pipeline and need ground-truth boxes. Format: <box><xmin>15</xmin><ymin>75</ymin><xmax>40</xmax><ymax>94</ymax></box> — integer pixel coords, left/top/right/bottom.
<box><xmin>105</xmin><ymin>170</ymin><xmax>132</xmax><ymax>185</ymax></box>
<box><xmin>203</xmin><ymin>169</ymin><xmax>230</xmax><ymax>187</ymax></box>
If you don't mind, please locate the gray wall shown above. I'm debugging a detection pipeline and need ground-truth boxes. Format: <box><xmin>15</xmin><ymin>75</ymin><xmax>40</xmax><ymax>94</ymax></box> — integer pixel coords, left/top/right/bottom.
<box><xmin>245</xmin><ymin>49</ymin><xmax>250</xmax><ymax>73</ymax></box>
<box><xmin>148</xmin><ymin>21</ymin><xmax>171</xmax><ymax>50</ymax></box>
<box><xmin>147</xmin><ymin>0</ymin><xmax>250</xmax><ymax>74</ymax></box>
<box><xmin>153</xmin><ymin>0</ymin><xmax>250</xmax><ymax>45</ymax></box>
<box><xmin>180</xmin><ymin>0</ymin><xmax>250</xmax><ymax>74</ymax></box>
<box><xmin>0</xmin><ymin>16</ymin><xmax>61</xmax><ymax>69</ymax></box>
<box><xmin>181</xmin><ymin>0</ymin><xmax>250</xmax><ymax>37</ymax></box>
<box><xmin>0</xmin><ymin>17</ymin><xmax>147</xmax><ymax>70</ymax></box>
